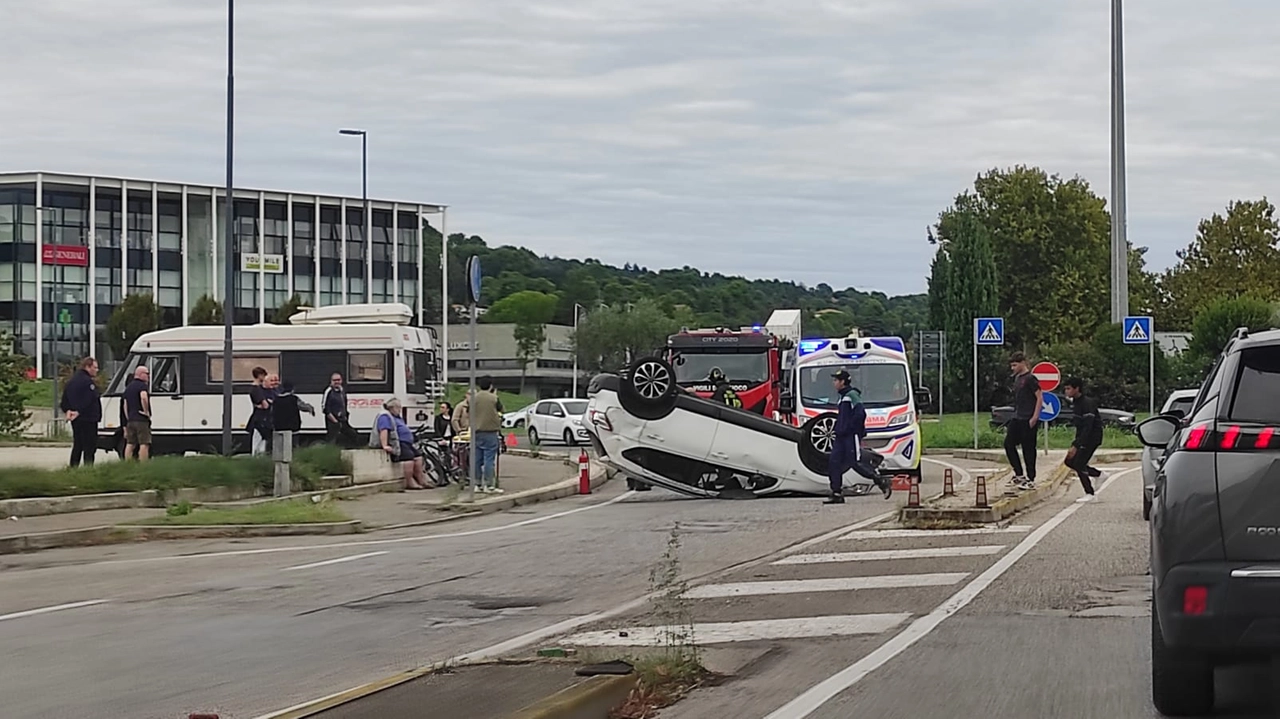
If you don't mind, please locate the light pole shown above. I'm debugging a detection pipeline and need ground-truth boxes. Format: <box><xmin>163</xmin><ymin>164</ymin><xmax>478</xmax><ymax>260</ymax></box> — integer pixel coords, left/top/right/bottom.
<box><xmin>220</xmin><ymin>0</ymin><xmax>236</xmax><ymax>455</ymax></box>
<box><xmin>339</xmin><ymin>129</ymin><xmax>368</xmax><ymax>303</ymax></box>
<box><xmin>1110</xmin><ymin>0</ymin><xmax>1129</xmax><ymax>322</ymax></box>
<box><xmin>572</xmin><ymin>302</ymin><xmax>584</xmax><ymax>397</ymax></box>
<box><xmin>38</xmin><ymin>207</ymin><xmax>58</xmax><ymax>418</ymax></box>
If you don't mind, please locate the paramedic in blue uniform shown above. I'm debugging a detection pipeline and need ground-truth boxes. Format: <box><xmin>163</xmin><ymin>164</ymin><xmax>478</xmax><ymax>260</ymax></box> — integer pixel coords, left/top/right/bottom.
<box><xmin>826</xmin><ymin>369</ymin><xmax>892</xmax><ymax>504</ymax></box>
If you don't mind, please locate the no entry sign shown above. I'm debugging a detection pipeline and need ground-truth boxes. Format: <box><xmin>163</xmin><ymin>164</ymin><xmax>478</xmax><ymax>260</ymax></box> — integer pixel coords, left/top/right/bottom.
<box><xmin>1032</xmin><ymin>361</ymin><xmax>1060</xmax><ymax>392</ymax></box>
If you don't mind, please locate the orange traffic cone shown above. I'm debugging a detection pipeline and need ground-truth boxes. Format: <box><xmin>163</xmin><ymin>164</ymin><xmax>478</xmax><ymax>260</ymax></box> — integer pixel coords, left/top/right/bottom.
<box><xmin>975</xmin><ymin>475</ymin><xmax>989</xmax><ymax>508</ymax></box>
<box><xmin>891</xmin><ymin>474</ymin><xmax>912</xmax><ymax>491</ymax></box>
<box><xmin>942</xmin><ymin>468</ymin><xmax>955</xmax><ymax>497</ymax></box>
<box><xmin>505</xmin><ymin>432</ymin><xmax>518</xmax><ymax>448</ymax></box>
<box><xmin>906</xmin><ymin>477</ymin><xmax>921</xmax><ymax>508</ymax></box>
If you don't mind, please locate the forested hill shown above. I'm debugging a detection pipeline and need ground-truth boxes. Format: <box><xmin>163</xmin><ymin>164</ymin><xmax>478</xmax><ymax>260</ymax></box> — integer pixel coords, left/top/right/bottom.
<box><xmin>435</xmin><ymin>232</ymin><xmax>929</xmax><ymax>338</ymax></box>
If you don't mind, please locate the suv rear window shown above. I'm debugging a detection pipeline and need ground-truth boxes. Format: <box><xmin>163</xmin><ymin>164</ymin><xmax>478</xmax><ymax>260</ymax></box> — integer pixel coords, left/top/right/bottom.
<box><xmin>1228</xmin><ymin>346</ymin><xmax>1280</xmax><ymax>422</ymax></box>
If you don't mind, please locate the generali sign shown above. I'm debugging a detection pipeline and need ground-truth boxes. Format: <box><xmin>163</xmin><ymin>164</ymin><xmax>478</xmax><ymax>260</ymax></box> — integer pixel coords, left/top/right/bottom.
<box><xmin>41</xmin><ymin>244</ymin><xmax>89</xmax><ymax>267</ymax></box>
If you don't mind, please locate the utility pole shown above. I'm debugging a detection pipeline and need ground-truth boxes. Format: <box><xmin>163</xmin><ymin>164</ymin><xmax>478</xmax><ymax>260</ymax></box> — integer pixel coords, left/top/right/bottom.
<box><xmin>1110</xmin><ymin>0</ymin><xmax>1130</xmax><ymax>323</ymax></box>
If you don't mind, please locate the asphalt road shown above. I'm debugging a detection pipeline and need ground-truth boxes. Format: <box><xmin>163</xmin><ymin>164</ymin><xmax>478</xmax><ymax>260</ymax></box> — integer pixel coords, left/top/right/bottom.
<box><xmin>0</xmin><ymin>457</ymin><xmax>974</xmax><ymax>719</ymax></box>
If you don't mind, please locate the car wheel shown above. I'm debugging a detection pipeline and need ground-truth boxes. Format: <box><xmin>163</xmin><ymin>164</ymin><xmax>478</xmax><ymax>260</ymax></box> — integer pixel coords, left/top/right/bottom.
<box><xmin>1151</xmin><ymin>604</ymin><xmax>1214</xmax><ymax>716</ymax></box>
<box><xmin>618</xmin><ymin>356</ymin><xmax>680</xmax><ymax>420</ymax></box>
<box><xmin>564</xmin><ymin>429</ymin><xmax>576</xmax><ymax>446</ymax></box>
<box><xmin>797</xmin><ymin>412</ymin><xmax>839</xmax><ymax>475</ymax></box>
<box><xmin>528</xmin><ymin>426</ymin><xmax>540</xmax><ymax>446</ymax></box>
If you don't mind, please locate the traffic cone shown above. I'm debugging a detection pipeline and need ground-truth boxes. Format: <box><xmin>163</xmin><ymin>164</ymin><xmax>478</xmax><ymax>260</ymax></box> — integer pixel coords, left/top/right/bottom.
<box><xmin>942</xmin><ymin>468</ymin><xmax>955</xmax><ymax>497</ymax></box>
<box><xmin>906</xmin><ymin>476</ymin><xmax>921</xmax><ymax>508</ymax></box>
<box><xmin>975</xmin><ymin>475</ymin><xmax>989</xmax><ymax>508</ymax></box>
<box><xmin>189</xmin><ymin>714</ymin><xmax>220</xmax><ymax>719</ymax></box>
<box><xmin>504</xmin><ymin>432</ymin><xmax>518</xmax><ymax>448</ymax></box>
<box><xmin>891</xmin><ymin>474</ymin><xmax>911</xmax><ymax>491</ymax></box>
<box><xmin>578</xmin><ymin>449</ymin><xmax>591</xmax><ymax>495</ymax></box>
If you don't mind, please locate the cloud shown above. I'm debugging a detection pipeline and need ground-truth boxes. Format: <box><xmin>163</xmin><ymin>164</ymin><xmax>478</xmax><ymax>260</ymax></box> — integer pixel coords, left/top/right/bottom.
<box><xmin>4</xmin><ymin>0</ymin><xmax>1280</xmax><ymax>296</ymax></box>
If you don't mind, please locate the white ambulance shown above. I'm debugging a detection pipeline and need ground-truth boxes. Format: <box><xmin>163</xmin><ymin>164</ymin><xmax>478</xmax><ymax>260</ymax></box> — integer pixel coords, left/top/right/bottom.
<box><xmin>786</xmin><ymin>334</ymin><xmax>922</xmax><ymax>478</ymax></box>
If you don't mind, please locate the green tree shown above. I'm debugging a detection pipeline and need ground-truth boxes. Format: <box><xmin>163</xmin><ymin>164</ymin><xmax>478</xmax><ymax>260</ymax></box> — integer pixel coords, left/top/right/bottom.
<box><xmin>929</xmin><ymin>201</ymin><xmax>1000</xmax><ymax>410</ymax></box>
<box><xmin>1041</xmin><ymin>323</ymin><xmax>1167</xmax><ymax>411</ymax></box>
<box><xmin>105</xmin><ymin>293</ymin><xmax>161</xmax><ymax>359</ymax></box>
<box><xmin>271</xmin><ymin>294</ymin><xmax>307</xmax><ymax>325</ymax></box>
<box><xmin>574</xmin><ymin>299</ymin><xmax>680</xmax><ymax>374</ymax></box>
<box><xmin>1162</xmin><ymin>199</ymin><xmax>1280</xmax><ymax>330</ymax></box>
<box><xmin>483</xmin><ymin>290</ymin><xmax>559</xmax><ymax>392</ymax></box>
<box><xmin>1188</xmin><ymin>295</ymin><xmax>1275</xmax><ymax>364</ymax></box>
<box><xmin>188</xmin><ymin>294</ymin><xmax>223</xmax><ymax>326</ymax></box>
<box><xmin>0</xmin><ymin>333</ymin><xmax>29</xmax><ymax>435</ymax></box>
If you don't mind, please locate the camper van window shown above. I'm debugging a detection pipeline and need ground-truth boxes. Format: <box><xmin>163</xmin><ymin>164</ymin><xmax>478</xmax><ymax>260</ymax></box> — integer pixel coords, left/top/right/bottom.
<box><xmin>149</xmin><ymin>356</ymin><xmax>180</xmax><ymax>396</ymax></box>
<box><xmin>348</xmin><ymin>351</ymin><xmax>387</xmax><ymax>383</ymax></box>
<box><xmin>206</xmin><ymin>354</ymin><xmax>280</xmax><ymax>384</ymax></box>
<box><xmin>107</xmin><ymin>354</ymin><xmax>146</xmax><ymax>395</ymax></box>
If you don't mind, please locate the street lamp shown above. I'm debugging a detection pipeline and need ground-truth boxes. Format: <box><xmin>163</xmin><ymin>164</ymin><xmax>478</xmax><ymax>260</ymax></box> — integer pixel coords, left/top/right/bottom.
<box><xmin>220</xmin><ymin>0</ymin><xmax>236</xmax><ymax>455</ymax></box>
<box><xmin>572</xmin><ymin>302</ymin><xmax>584</xmax><ymax>397</ymax></box>
<box><xmin>1110</xmin><ymin>0</ymin><xmax>1129</xmax><ymax>322</ymax></box>
<box><xmin>339</xmin><ymin>128</ymin><xmax>368</xmax><ymax>303</ymax></box>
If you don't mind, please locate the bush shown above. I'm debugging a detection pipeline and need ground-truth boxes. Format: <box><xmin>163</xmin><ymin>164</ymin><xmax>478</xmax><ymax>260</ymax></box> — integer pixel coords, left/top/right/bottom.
<box><xmin>922</xmin><ymin>415</ymin><xmax>1142</xmax><ymax>450</ymax></box>
<box><xmin>0</xmin><ymin>442</ymin><xmax>353</xmax><ymax>500</ymax></box>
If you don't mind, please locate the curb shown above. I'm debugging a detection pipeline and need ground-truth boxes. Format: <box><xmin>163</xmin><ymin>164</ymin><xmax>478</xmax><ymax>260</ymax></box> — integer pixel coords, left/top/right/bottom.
<box><xmin>939</xmin><ymin>448</ymin><xmax>1143</xmax><ymax>463</ymax></box>
<box><xmin>432</xmin><ymin>465</ymin><xmax>610</xmax><ymax>514</ymax></box>
<box><xmin>111</xmin><ymin>520</ymin><xmax>363</xmax><ymax>540</ymax></box>
<box><xmin>215</xmin><ymin>480</ymin><xmax>403</xmax><ymax>508</ymax></box>
<box><xmin>507</xmin><ymin>673</ymin><xmax>637</xmax><ymax>719</ymax></box>
<box><xmin>0</xmin><ymin>525</ymin><xmax>127</xmax><ymax>554</ymax></box>
<box><xmin>901</xmin><ymin>464</ymin><xmax>1071</xmax><ymax>524</ymax></box>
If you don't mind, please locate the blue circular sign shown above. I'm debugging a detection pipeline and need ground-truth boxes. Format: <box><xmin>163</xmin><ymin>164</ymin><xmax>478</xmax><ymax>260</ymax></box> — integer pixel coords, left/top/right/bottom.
<box><xmin>1039</xmin><ymin>392</ymin><xmax>1061</xmax><ymax>422</ymax></box>
<box><xmin>466</xmin><ymin>256</ymin><xmax>482</xmax><ymax>304</ymax></box>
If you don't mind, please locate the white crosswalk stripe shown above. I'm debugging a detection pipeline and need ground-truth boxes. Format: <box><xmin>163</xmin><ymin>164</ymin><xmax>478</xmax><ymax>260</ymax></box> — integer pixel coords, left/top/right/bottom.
<box><xmin>774</xmin><ymin>546</ymin><xmax>1006</xmax><ymax>565</ymax></box>
<box><xmin>685</xmin><ymin>573</ymin><xmax>969</xmax><ymax>599</ymax></box>
<box><xmin>839</xmin><ymin>526</ymin><xmax>1031</xmax><ymax>540</ymax></box>
<box><xmin>563</xmin><ymin>614</ymin><xmax>913</xmax><ymax>646</ymax></box>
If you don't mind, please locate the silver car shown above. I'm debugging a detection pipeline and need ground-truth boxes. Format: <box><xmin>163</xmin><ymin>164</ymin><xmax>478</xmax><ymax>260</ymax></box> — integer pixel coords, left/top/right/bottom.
<box><xmin>1142</xmin><ymin>389</ymin><xmax>1198</xmax><ymax>520</ymax></box>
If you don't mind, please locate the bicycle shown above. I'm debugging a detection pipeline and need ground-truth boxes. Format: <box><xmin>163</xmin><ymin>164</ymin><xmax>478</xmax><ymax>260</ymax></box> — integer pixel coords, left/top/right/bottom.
<box><xmin>412</xmin><ymin>425</ymin><xmax>465</xmax><ymax>486</ymax></box>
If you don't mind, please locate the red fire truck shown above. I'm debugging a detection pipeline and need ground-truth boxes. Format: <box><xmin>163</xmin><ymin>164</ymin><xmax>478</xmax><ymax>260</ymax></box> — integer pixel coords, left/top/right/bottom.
<box><xmin>664</xmin><ymin>325</ymin><xmax>791</xmax><ymax>418</ymax></box>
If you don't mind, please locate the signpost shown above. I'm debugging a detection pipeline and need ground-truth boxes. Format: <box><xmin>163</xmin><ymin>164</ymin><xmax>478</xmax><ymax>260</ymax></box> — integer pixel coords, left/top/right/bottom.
<box><xmin>973</xmin><ymin>318</ymin><xmax>1004</xmax><ymax>449</ymax></box>
<box><xmin>1032</xmin><ymin>361</ymin><xmax>1061</xmax><ymax>455</ymax></box>
<box><xmin>465</xmin><ymin>255</ymin><xmax>482</xmax><ymax>499</ymax></box>
<box><xmin>1124</xmin><ymin>315</ymin><xmax>1154</xmax><ymax>416</ymax></box>
<box><xmin>1039</xmin><ymin>386</ymin><xmax>1061</xmax><ymax>454</ymax></box>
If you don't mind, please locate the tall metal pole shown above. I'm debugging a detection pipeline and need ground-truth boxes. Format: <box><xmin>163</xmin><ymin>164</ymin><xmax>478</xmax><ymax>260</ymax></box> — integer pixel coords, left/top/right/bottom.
<box><xmin>361</xmin><ymin>132</ymin><xmax>368</xmax><ymax>304</ymax></box>
<box><xmin>572</xmin><ymin>303</ymin><xmax>582</xmax><ymax>398</ymax></box>
<box><xmin>1110</xmin><ymin>0</ymin><xmax>1130</xmax><ymax>323</ymax></box>
<box><xmin>937</xmin><ymin>331</ymin><xmax>944</xmax><ymax>418</ymax></box>
<box><xmin>468</xmin><ymin>304</ymin><xmax>477</xmax><ymax>499</ymax></box>
<box><xmin>220</xmin><ymin>0</ymin><xmax>236</xmax><ymax>455</ymax></box>
<box><xmin>441</xmin><ymin>209</ymin><xmax>449</xmax><ymax>387</ymax></box>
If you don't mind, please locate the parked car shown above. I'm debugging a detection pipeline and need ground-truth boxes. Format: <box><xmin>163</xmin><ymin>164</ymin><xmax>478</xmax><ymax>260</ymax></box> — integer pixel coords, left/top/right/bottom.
<box><xmin>526</xmin><ymin>398</ymin><xmax>590</xmax><ymax>446</ymax></box>
<box><xmin>1136</xmin><ymin>327</ymin><xmax>1280</xmax><ymax>716</ymax></box>
<box><xmin>502</xmin><ymin>407</ymin><xmax>531</xmax><ymax>429</ymax></box>
<box><xmin>582</xmin><ymin>356</ymin><xmax>884</xmax><ymax>499</ymax></box>
<box><xmin>989</xmin><ymin>393</ymin><xmax>1136</xmax><ymax>430</ymax></box>
<box><xmin>1141</xmin><ymin>389</ymin><xmax>1198</xmax><ymax>521</ymax></box>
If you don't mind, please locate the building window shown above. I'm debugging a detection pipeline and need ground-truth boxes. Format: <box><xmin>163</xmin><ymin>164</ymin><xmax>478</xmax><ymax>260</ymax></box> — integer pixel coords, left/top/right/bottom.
<box><xmin>348</xmin><ymin>351</ymin><xmax>387</xmax><ymax>382</ymax></box>
<box><xmin>207</xmin><ymin>353</ymin><xmax>280</xmax><ymax>384</ymax></box>
<box><xmin>157</xmin><ymin>197</ymin><xmax>182</xmax><ymax>251</ymax></box>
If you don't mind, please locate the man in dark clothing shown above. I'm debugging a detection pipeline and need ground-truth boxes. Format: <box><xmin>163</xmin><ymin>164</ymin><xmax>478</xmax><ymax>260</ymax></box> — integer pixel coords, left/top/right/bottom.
<box><xmin>1004</xmin><ymin>351</ymin><xmax>1042</xmax><ymax>489</ymax></box>
<box><xmin>271</xmin><ymin>380</ymin><xmax>315</xmax><ymax>441</ymax></box>
<box><xmin>707</xmin><ymin>367</ymin><xmax>743</xmax><ymax>409</ymax></box>
<box><xmin>248</xmin><ymin>367</ymin><xmax>271</xmax><ymax>455</ymax></box>
<box><xmin>321</xmin><ymin>372</ymin><xmax>360</xmax><ymax>446</ymax></box>
<box><xmin>826</xmin><ymin>369</ymin><xmax>892</xmax><ymax>504</ymax></box>
<box><xmin>122</xmin><ymin>365</ymin><xmax>152</xmax><ymax>461</ymax></box>
<box><xmin>61</xmin><ymin>356</ymin><xmax>102</xmax><ymax>467</ymax></box>
<box><xmin>1063</xmin><ymin>377</ymin><xmax>1104</xmax><ymax>496</ymax></box>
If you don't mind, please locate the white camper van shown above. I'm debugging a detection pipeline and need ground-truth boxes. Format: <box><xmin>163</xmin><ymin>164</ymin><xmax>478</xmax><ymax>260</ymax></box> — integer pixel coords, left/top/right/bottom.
<box><xmin>97</xmin><ymin>303</ymin><xmax>442</xmax><ymax>456</ymax></box>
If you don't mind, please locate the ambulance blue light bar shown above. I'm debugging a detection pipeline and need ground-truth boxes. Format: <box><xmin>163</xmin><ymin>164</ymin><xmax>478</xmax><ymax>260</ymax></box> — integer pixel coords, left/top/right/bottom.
<box><xmin>798</xmin><ymin>339</ymin><xmax>829</xmax><ymax>356</ymax></box>
<box><xmin>870</xmin><ymin>337</ymin><xmax>906</xmax><ymax>353</ymax></box>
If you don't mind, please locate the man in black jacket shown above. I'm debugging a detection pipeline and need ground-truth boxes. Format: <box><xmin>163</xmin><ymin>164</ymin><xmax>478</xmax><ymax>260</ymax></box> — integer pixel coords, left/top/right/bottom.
<box><xmin>61</xmin><ymin>356</ymin><xmax>102</xmax><ymax>467</ymax></box>
<box><xmin>1063</xmin><ymin>377</ymin><xmax>1104</xmax><ymax>496</ymax></box>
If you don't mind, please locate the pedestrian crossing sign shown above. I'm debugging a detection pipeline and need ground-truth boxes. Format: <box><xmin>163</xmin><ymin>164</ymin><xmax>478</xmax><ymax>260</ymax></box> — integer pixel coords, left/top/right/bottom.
<box><xmin>1123</xmin><ymin>316</ymin><xmax>1152</xmax><ymax>345</ymax></box>
<box><xmin>974</xmin><ymin>317</ymin><xmax>1004</xmax><ymax>346</ymax></box>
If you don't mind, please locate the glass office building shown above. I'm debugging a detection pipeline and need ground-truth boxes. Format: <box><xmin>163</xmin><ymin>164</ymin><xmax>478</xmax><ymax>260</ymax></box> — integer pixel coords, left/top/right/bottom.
<box><xmin>0</xmin><ymin>172</ymin><xmax>445</xmax><ymax>376</ymax></box>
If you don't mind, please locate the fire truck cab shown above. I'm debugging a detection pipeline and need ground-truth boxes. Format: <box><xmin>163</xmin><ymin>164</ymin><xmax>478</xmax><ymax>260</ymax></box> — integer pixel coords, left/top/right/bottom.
<box><xmin>664</xmin><ymin>325</ymin><xmax>786</xmax><ymax>418</ymax></box>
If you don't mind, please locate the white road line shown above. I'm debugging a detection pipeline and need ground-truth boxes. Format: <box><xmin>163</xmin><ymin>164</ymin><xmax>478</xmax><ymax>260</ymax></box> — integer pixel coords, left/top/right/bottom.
<box><xmin>761</xmin><ymin>467</ymin><xmax>1140</xmax><ymax>719</ymax></box>
<box><xmin>0</xmin><ymin>599</ymin><xmax>107</xmax><ymax>623</ymax></box>
<box><xmin>88</xmin><ymin>490</ymin><xmax>638</xmax><ymax>567</ymax></box>
<box><xmin>774</xmin><ymin>545</ymin><xmax>1006</xmax><ymax>565</ymax></box>
<box><xmin>562</xmin><ymin>614</ymin><xmax>913</xmax><ymax>647</ymax></box>
<box><xmin>685</xmin><ymin>573</ymin><xmax>968</xmax><ymax>599</ymax></box>
<box><xmin>282</xmin><ymin>551</ymin><xmax>387</xmax><ymax>572</ymax></box>
<box><xmin>839</xmin><ymin>526</ymin><xmax>1031</xmax><ymax>540</ymax></box>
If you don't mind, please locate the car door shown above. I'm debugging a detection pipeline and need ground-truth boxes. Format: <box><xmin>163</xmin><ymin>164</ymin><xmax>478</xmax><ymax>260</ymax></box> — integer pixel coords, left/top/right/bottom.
<box><xmin>532</xmin><ymin>401</ymin><xmax>555</xmax><ymax>440</ymax></box>
<box><xmin>145</xmin><ymin>355</ymin><xmax>183</xmax><ymax>452</ymax></box>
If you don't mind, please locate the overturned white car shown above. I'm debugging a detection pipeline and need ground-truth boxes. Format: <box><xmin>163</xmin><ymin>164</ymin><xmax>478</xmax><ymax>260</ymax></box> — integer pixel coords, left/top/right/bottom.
<box><xmin>584</xmin><ymin>356</ymin><xmax>884</xmax><ymax>499</ymax></box>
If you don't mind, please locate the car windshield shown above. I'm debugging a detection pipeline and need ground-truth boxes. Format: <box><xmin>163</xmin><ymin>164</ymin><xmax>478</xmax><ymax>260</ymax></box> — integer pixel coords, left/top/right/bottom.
<box><xmin>562</xmin><ymin>400</ymin><xmax>588</xmax><ymax>416</ymax></box>
<box><xmin>799</xmin><ymin>363</ymin><xmax>910</xmax><ymax>409</ymax></box>
<box><xmin>672</xmin><ymin>352</ymin><xmax>769</xmax><ymax>384</ymax></box>
<box><xmin>1166</xmin><ymin>397</ymin><xmax>1194</xmax><ymax>417</ymax></box>
<box><xmin>1228</xmin><ymin>346</ymin><xmax>1280</xmax><ymax>422</ymax></box>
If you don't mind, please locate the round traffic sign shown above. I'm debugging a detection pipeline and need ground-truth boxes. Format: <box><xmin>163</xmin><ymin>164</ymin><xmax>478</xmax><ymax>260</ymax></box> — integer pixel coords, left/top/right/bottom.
<box><xmin>1032</xmin><ymin>361</ymin><xmax>1060</xmax><ymax>392</ymax></box>
<box><xmin>1039</xmin><ymin>392</ymin><xmax>1062</xmax><ymax>422</ymax></box>
<box><xmin>466</xmin><ymin>255</ymin><xmax>483</xmax><ymax>305</ymax></box>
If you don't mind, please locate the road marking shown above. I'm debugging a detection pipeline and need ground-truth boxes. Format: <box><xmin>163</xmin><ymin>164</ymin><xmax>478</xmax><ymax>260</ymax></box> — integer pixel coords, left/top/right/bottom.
<box><xmin>761</xmin><ymin>466</ymin><xmax>1140</xmax><ymax>719</ymax></box>
<box><xmin>685</xmin><ymin>573</ymin><xmax>968</xmax><ymax>599</ymax></box>
<box><xmin>562</xmin><ymin>614</ymin><xmax>913</xmax><ymax>647</ymax></box>
<box><xmin>839</xmin><ymin>526</ymin><xmax>1031</xmax><ymax>540</ymax></box>
<box><xmin>86</xmin><ymin>490</ymin><xmax>638</xmax><ymax>567</ymax></box>
<box><xmin>0</xmin><ymin>599</ymin><xmax>107</xmax><ymax>623</ymax></box>
<box><xmin>774</xmin><ymin>545</ymin><xmax>1006</xmax><ymax>565</ymax></box>
<box><xmin>282</xmin><ymin>551</ymin><xmax>387</xmax><ymax>572</ymax></box>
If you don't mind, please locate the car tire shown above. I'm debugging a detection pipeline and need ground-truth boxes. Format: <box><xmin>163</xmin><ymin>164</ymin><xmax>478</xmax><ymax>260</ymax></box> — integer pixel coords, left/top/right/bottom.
<box><xmin>1151</xmin><ymin>605</ymin><xmax>1214</xmax><ymax>716</ymax></box>
<box><xmin>625</xmin><ymin>477</ymin><xmax>652</xmax><ymax>492</ymax></box>
<box><xmin>564</xmin><ymin>429</ymin><xmax>576</xmax><ymax>446</ymax></box>
<box><xmin>618</xmin><ymin>356</ymin><xmax>680</xmax><ymax>420</ymax></box>
<box><xmin>797</xmin><ymin>412</ymin><xmax>839</xmax><ymax>476</ymax></box>
<box><xmin>528</xmin><ymin>426</ymin><xmax>540</xmax><ymax>446</ymax></box>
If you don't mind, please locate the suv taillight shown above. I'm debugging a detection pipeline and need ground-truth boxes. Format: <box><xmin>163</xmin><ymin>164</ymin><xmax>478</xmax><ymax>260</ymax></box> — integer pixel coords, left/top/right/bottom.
<box><xmin>1181</xmin><ymin>421</ymin><xmax>1280</xmax><ymax>450</ymax></box>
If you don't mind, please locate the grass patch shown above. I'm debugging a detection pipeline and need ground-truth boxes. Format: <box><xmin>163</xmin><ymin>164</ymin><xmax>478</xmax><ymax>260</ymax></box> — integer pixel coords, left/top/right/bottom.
<box><xmin>135</xmin><ymin>498</ymin><xmax>349</xmax><ymax>525</ymax></box>
<box><xmin>19</xmin><ymin>379</ymin><xmax>54</xmax><ymax>408</ymax></box>
<box><xmin>0</xmin><ymin>443</ymin><xmax>351</xmax><ymax>500</ymax></box>
<box><xmin>444</xmin><ymin>384</ymin><xmax>534</xmax><ymax>413</ymax></box>
<box><xmin>921</xmin><ymin>414</ymin><xmax>1143</xmax><ymax>450</ymax></box>
<box><xmin>611</xmin><ymin>653</ymin><xmax>711</xmax><ymax>719</ymax></box>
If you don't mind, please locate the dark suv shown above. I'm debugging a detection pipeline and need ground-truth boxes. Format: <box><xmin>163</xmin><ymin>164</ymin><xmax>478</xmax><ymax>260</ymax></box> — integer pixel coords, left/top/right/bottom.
<box><xmin>1138</xmin><ymin>327</ymin><xmax>1280</xmax><ymax>715</ymax></box>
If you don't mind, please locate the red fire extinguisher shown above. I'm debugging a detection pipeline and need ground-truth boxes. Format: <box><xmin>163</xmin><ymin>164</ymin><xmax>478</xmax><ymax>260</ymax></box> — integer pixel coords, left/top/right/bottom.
<box><xmin>578</xmin><ymin>449</ymin><xmax>591</xmax><ymax>495</ymax></box>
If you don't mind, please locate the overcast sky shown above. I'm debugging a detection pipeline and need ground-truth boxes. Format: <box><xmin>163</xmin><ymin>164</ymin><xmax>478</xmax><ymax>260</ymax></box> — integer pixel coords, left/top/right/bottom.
<box><xmin>5</xmin><ymin>0</ymin><xmax>1279</xmax><ymax>296</ymax></box>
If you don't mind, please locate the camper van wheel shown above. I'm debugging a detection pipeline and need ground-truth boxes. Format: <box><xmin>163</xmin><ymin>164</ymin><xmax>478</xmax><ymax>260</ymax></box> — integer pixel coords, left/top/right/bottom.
<box><xmin>797</xmin><ymin>412</ymin><xmax>840</xmax><ymax>475</ymax></box>
<box><xmin>618</xmin><ymin>356</ymin><xmax>680</xmax><ymax>420</ymax></box>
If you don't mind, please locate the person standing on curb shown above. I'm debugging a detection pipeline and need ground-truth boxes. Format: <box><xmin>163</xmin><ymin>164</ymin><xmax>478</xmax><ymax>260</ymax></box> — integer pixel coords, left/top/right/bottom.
<box><xmin>247</xmin><ymin>367</ymin><xmax>271</xmax><ymax>455</ymax></box>
<box><xmin>469</xmin><ymin>376</ymin><xmax>505</xmax><ymax>494</ymax></box>
<box><xmin>1063</xmin><ymin>377</ymin><xmax>1104</xmax><ymax>496</ymax></box>
<box><xmin>61</xmin><ymin>356</ymin><xmax>102</xmax><ymax>467</ymax></box>
<box><xmin>1004</xmin><ymin>351</ymin><xmax>1042</xmax><ymax>489</ymax></box>
<box><xmin>122</xmin><ymin>365</ymin><xmax>152</xmax><ymax>462</ymax></box>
